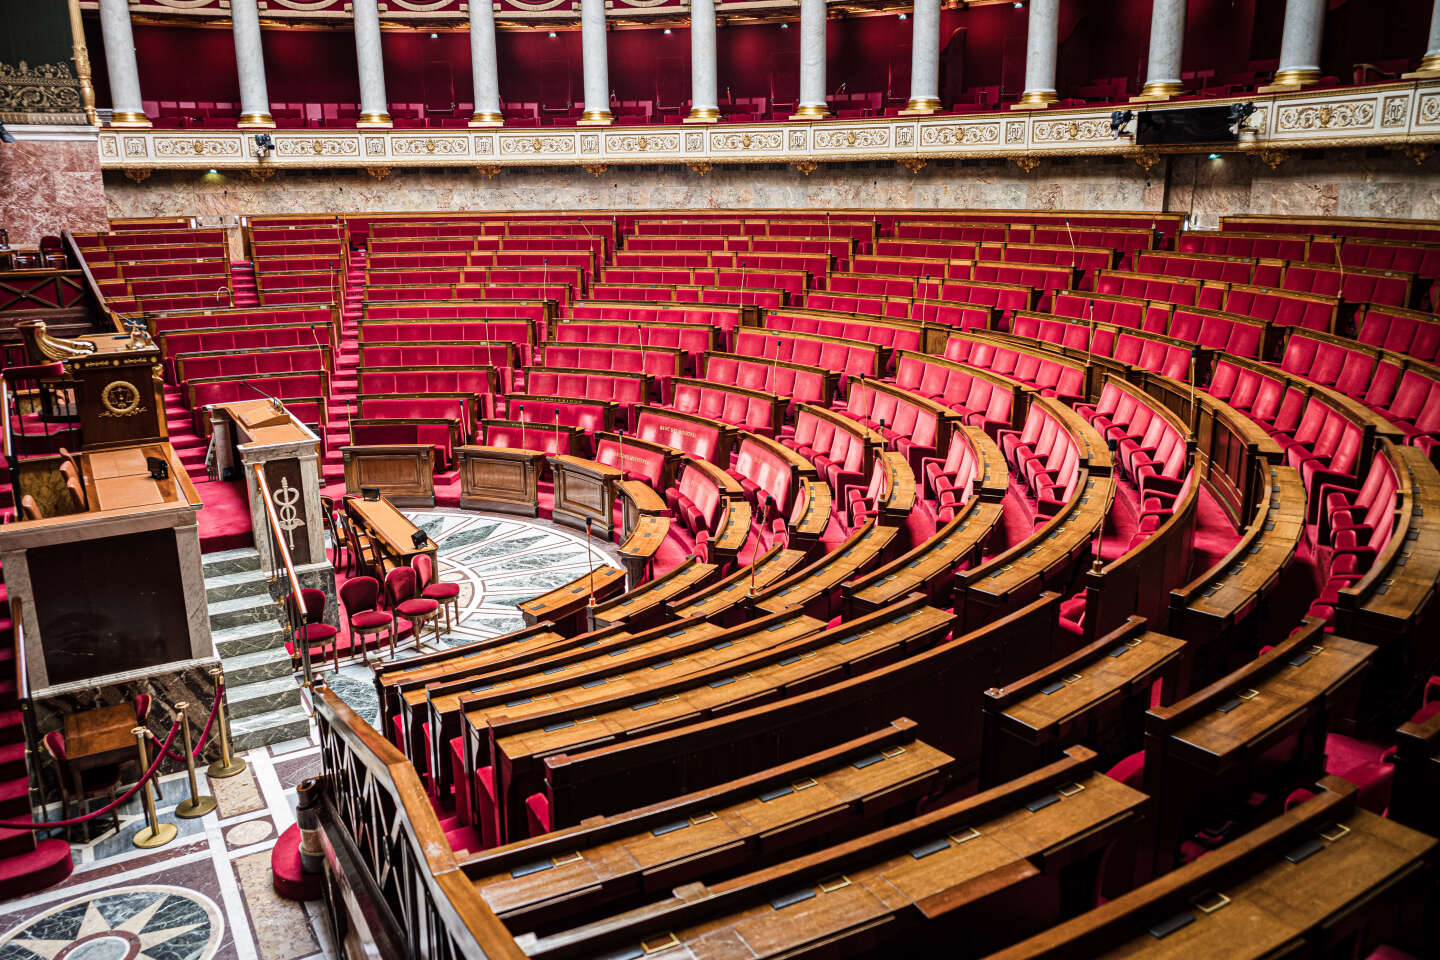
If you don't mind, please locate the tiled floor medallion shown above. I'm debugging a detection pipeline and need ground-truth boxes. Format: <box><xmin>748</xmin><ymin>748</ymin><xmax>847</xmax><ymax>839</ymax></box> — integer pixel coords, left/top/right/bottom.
<box><xmin>0</xmin><ymin>886</ymin><xmax>222</xmax><ymax>960</ymax></box>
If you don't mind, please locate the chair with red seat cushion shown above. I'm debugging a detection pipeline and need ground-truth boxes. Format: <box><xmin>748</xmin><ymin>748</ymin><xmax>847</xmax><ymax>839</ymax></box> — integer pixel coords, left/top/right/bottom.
<box><xmin>339</xmin><ymin>576</ymin><xmax>394</xmax><ymax>661</ymax></box>
<box><xmin>412</xmin><ymin>553</ymin><xmax>460</xmax><ymax>634</ymax></box>
<box><xmin>284</xmin><ymin>588</ymin><xmax>340</xmax><ymax>671</ymax></box>
<box><xmin>386</xmin><ymin>566</ymin><xmax>441</xmax><ymax>649</ymax></box>
<box><xmin>41</xmin><ymin>731</ymin><xmax>121</xmax><ymax>842</ymax></box>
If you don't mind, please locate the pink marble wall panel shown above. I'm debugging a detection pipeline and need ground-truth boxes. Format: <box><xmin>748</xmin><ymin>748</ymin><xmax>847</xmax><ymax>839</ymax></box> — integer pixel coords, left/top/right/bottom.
<box><xmin>0</xmin><ymin>138</ymin><xmax>108</xmax><ymax>247</ymax></box>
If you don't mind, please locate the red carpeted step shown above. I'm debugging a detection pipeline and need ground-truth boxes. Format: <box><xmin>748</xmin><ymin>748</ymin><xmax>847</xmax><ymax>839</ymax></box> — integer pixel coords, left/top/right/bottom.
<box><xmin>0</xmin><ymin>743</ymin><xmax>26</xmax><ymax>782</ymax></box>
<box><xmin>0</xmin><ymin>838</ymin><xmax>72</xmax><ymax>900</ymax></box>
<box><xmin>271</xmin><ymin>824</ymin><xmax>322</xmax><ymax>901</ymax></box>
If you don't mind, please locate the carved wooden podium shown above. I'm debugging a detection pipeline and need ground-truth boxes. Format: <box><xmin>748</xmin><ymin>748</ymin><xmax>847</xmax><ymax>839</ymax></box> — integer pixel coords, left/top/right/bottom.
<box><xmin>548</xmin><ymin>455</ymin><xmax>621</xmax><ymax>537</ymax></box>
<box><xmin>455</xmin><ymin>446</ymin><xmax>545</xmax><ymax>515</ymax></box>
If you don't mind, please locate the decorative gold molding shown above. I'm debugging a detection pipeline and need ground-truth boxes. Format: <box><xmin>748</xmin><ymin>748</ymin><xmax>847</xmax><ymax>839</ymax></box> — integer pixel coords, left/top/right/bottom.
<box><xmin>684</xmin><ymin>106</ymin><xmax>720</xmax><ymax>123</ymax></box>
<box><xmin>686</xmin><ymin>161</ymin><xmax>713</xmax><ymax>176</ymax></box>
<box><xmin>92</xmin><ymin>81</ymin><xmax>1440</xmax><ymax>173</ymax></box>
<box><xmin>581</xmin><ymin>163</ymin><xmax>609</xmax><ymax>177</ymax></box>
<box><xmin>365</xmin><ymin>166</ymin><xmax>392</xmax><ymax>180</ymax></box>
<box><xmin>0</xmin><ymin>60</ymin><xmax>86</xmax><ymax>124</ymax></box>
<box><xmin>899</xmin><ymin>157</ymin><xmax>927</xmax><ymax>174</ymax></box>
<box><xmin>469</xmin><ymin>111</ymin><xmax>504</xmax><ymax>127</ymax></box>
<box><xmin>475</xmin><ymin>164</ymin><xmax>502</xmax><ymax>178</ymax></box>
<box><xmin>1011</xmin><ymin>89</ymin><xmax>1058</xmax><ymax>110</ymax></box>
<box><xmin>790</xmin><ymin>104</ymin><xmax>830</xmax><ymax>120</ymax></box>
<box><xmin>792</xmin><ymin>159</ymin><xmax>819</xmax><ymax>175</ymax></box>
<box><xmin>246</xmin><ymin>166</ymin><xmax>278</xmax><ymax>181</ymax></box>
<box><xmin>1129</xmin><ymin>147</ymin><xmax>1162</xmax><ymax>173</ymax></box>
<box><xmin>1394</xmin><ymin>143</ymin><xmax>1430</xmax><ymax>166</ymax></box>
<box><xmin>1257</xmin><ymin>148</ymin><xmax>1289</xmax><ymax>170</ymax></box>
<box><xmin>123</xmin><ymin>168</ymin><xmax>152</xmax><ymax>183</ymax></box>
<box><xmin>1012</xmin><ymin>155</ymin><xmax>1040</xmax><ymax>173</ymax></box>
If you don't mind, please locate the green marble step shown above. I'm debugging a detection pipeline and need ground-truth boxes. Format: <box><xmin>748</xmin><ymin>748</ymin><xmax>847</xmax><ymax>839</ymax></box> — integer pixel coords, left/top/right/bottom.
<box><xmin>211</xmin><ymin>619</ymin><xmax>288</xmax><ymax>659</ymax></box>
<box><xmin>204</xmin><ymin>567</ymin><xmax>272</xmax><ymax>604</ymax></box>
<box><xmin>230</xmin><ymin>704</ymin><xmax>310</xmax><ymax>753</ymax></box>
<box><xmin>226</xmin><ymin>675</ymin><xmax>303</xmax><ymax>720</ymax></box>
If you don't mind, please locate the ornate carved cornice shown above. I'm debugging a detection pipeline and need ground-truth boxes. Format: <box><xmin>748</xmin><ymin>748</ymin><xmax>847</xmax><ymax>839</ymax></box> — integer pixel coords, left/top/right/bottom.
<box><xmin>96</xmin><ymin>80</ymin><xmax>1440</xmax><ymax>174</ymax></box>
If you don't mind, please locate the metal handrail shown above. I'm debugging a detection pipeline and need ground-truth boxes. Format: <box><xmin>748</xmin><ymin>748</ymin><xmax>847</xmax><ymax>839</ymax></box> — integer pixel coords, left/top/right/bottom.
<box><xmin>251</xmin><ymin>462</ymin><xmax>314</xmax><ymax>690</ymax></box>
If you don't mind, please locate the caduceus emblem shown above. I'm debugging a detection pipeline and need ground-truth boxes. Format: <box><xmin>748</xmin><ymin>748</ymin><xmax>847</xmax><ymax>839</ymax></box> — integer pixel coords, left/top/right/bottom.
<box><xmin>273</xmin><ymin>476</ymin><xmax>304</xmax><ymax>551</ymax></box>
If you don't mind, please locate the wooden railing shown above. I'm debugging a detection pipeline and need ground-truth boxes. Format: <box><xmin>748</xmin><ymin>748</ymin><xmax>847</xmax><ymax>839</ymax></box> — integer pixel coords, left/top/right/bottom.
<box><xmin>312</xmin><ymin>684</ymin><xmax>526</xmax><ymax>960</ymax></box>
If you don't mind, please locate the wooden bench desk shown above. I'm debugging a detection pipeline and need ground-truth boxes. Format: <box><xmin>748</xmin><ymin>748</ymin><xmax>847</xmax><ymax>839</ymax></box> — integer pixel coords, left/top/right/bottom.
<box><xmin>588</xmin><ymin>557</ymin><xmax>718</xmax><ymax>631</ymax></box>
<box><xmin>981</xmin><ymin>619</ymin><xmax>1185</xmax><ymax>787</ymax></box>
<box><xmin>468</xmin><ymin>721</ymin><xmax>952</xmax><ymax>932</ymax></box>
<box><xmin>374</xmin><ymin>622</ymin><xmax>561</xmax><ymax>734</ymax></box>
<box><xmin>1142</xmin><ymin>621</ymin><xmax>1376</xmax><ymax>875</ymax></box>
<box><xmin>1169</xmin><ymin>463</ymin><xmax>1306</xmax><ymax>686</ymax></box>
<box><xmin>521</xmin><ymin>747</ymin><xmax>1144</xmax><ymax>960</ymax></box>
<box><xmin>480</xmin><ymin>598</ymin><xmax>952</xmax><ymax>843</ymax></box>
<box><xmin>455</xmin><ymin>445</ymin><xmax>545</xmax><ymax>515</ymax></box>
<box><xmin>667</xmin><ymin>545</ymin><xmax>808</xmax><ymax>624</ymax></box>
<box><xmin>845</xmin><ymin>495</ymin><xmax>1003</xmax><ymax>613</ymax></box>
<box><xmin>989</xmin><ymin>777</ymin><xmax>1435</xmax><ymax>960</ymax></box>
<box><xmin>787</xmin><ymin>477</ymin><xmax>832</xmax><ymax>553</ymax></box>
<box><xmin>958</xmin><ymin>472</ymin><xmax>1115</xmax><ymax>631</ymax></box>
<box><xmin>754</xmin><ymin>520</ymin><xmax>899</xmax><ymax>619</ymax></box>
<box><xmin>548</xmin><ymin>455</ymin><xmax>622</xmax><ymax>538</ymax></box>
<box><xmin>518</xmin><ymin>565</ymin><xmax>626</xmax><ymax>631</ymax></box>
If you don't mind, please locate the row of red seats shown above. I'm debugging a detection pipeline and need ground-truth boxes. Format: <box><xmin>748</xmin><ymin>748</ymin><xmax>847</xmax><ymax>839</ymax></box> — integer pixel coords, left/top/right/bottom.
<box><xmin>942</xmin><ymin>336</ymin><xmax>1086</xmax><ymax>404</ymax></box>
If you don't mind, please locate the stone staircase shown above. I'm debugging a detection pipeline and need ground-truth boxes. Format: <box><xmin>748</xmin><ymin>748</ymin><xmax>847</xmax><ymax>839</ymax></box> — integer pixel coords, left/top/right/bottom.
<box><xmin>203</xmin><ymin>547</ymin><xmax>311</xmax><ymax>751</ymax></box>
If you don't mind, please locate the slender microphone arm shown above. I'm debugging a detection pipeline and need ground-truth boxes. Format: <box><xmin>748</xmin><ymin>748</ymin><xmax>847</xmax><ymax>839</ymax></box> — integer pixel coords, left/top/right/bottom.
<box><xmin>242</xmin><ymin>380</ymin><xmax>286</xmax><ymax>416</ymax></box>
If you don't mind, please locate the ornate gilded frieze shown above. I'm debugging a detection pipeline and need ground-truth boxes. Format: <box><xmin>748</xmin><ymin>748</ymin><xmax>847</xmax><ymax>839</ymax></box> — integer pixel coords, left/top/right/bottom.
<box><xmin>0</xmin><ymin>60</ymin><xmax>84</xmax><ymax>124</ymax></box>
<box><xmin>96</xmin><ymin>80</ymin><xmax>1440</xmax><ymax>173</ymax></box>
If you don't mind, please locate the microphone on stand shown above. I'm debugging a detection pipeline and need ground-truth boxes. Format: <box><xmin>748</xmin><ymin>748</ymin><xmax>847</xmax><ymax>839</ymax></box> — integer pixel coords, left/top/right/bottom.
<box><xmin>242</xmin><ymin>380</ymin><xmax>286</xmax><ymax>417</ymax></box>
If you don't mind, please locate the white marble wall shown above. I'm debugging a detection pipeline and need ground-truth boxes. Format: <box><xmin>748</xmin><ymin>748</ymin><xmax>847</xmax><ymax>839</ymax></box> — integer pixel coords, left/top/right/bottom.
<box><xmin>100</xmin><ymin>150</ymin><xmax>1440</xmax><ymax>223</ymax></box>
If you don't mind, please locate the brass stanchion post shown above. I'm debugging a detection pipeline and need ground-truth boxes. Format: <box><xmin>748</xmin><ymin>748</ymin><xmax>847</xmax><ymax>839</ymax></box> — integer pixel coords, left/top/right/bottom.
<box><xmin>207</xmin><ymin>668</ymin><xmax>248</xmax><ymax>778</ymax></box>
<box><xmin>132</xmin><ymin>727</ymin><xmax>178</xmax><ymax>849</ymax></box>
<box><xmin>173</xmin><ymin>702</ymin><xmax>217</xmax><ymax>818</ymax></box>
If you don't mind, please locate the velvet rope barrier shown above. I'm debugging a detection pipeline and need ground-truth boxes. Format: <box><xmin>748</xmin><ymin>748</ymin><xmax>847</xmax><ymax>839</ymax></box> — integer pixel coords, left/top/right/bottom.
<box><xmin>0</xmin><ymin>720</ymin><xmax>181</xmax><ymax>831</ymax></box>
<box><xmin>159</xmin><ymin>684</ymin><xmax>224</xmax><ymax>764</ymax></box>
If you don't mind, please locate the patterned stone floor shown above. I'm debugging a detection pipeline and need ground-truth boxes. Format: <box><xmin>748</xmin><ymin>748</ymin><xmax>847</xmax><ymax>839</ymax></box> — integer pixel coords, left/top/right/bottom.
<box><xmin>0</xmin><ymin>511</ymin><xmax>621</xmax><ymax>958</ymax></box>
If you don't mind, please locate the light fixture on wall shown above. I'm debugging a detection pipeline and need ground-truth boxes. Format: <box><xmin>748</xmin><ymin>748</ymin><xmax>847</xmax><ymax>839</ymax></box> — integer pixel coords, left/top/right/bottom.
<box><xmin>663</xmin><ymin>27</ymin><xmax>672</xmax><ymax>33</ymax></box>
<box><xmin>1208</xmin><ymin>153</ymin><xmax>1221</xmax><ymax>160</ymax></box>
<box><xmin>548</xmin><ymin>30</ymin><xmax>557</xmax><ymax>37</ymax></box>
<box><xmin>429</xmin><ymin>32</ymin><xmax>438</xmax><ymax>38</ymax></box>
<box><xmin>897</xmin><ymin>12</ymin><xmax>906</xmax><ymax>19</ymax></box>
<box><xmin>780</xmin><ymin>21</ymin><xmax>788</xmax><ymax>28</ymax></box>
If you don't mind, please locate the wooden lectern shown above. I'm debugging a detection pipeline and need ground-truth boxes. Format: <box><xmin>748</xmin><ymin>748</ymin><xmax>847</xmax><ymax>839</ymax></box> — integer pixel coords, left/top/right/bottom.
<box><xmin>52</xmin><ymin>331</ymin><xmax>166</xmax><ymax>450</ymax></box>
<box><xmin>455</xmin><ymin>446</ymin><xmax>545</xmax><ymax>515</ymax></box>
<box><xmin>548</xmin><ymin>455</ymin><xmax>621</xmax><ymax>537</ymax></box>
<box><xmin>342</xmin><ymin>444</ymin><xmax>436</xmax><ymax>507</ymax></box>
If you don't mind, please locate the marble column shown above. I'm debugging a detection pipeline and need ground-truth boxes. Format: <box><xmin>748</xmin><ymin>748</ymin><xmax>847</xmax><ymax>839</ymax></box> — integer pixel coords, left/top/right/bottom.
<box><xmin>1014</xmin><ymin>0</ymin><xmax>1059</xmax><ymax>108</ymax></box>
<box><xmin>352</xmin><ymin>0</ymin><xmax>392</xmax><ymax>127</ymax></box>
<box><xmin>231</xmin><ymin>0</ymin><xmax>274</xmax><ymax>127</ymax></box>
<box><xmin>686</xmin><ymin>0</ymin><xmax>720</xmax><ymax>122</ymax></box>
<box><xmin>1405</xmin><ymin>0</ymin><xmax>1440</xmax><ymax>77</ymax></box>
<box><xmin>97</xmin><ymin>0</ymin><xmax>149</xmax><ymax>128</ymax></box>
<box><xmin>469</xmin><ymin>0</ymin><xmax>503</xmax><ymax>125</ymax></box>
<box><xmin>1261</xmin><ymin>0</ymin><xmax>1325</xmax><ymax>90</ymax></box>
<box><xmin>903</xmin><ymin>0</ymin><xmax>941</xmax><ymax>114</ymax></box>
<box><xmin>792</xmin><ymin>0</ymin><xmax>829</xmax><ymax>119</ymax></box>
<box><xmin>1137</xmin><ymin>0</ymin><xmax>1186</xmax><ymax>99</ymax></box>
<box><xmin>579</xmin><ymin>0</ymin><xmax>612</xmax><ymax>124</ymax></box>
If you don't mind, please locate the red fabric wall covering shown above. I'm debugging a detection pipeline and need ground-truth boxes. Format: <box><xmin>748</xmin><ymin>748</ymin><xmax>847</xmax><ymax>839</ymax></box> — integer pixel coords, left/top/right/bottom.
<box><xmin>88</xmin><ymin>0</ymin><xmax>1435</xmax><ymax>119</ymax></box>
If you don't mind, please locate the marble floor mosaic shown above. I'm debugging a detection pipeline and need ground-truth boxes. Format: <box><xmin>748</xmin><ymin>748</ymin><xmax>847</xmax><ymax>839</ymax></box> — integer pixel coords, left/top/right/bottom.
<box><xmin>0</xmin><ymin>735</ymin><xmax>329</xmax><ymax>960</ymax></box>
<box><xmin>0</xmin><ymin>511</ymin><xmax>621</xmax><ymax>958</ymax></box>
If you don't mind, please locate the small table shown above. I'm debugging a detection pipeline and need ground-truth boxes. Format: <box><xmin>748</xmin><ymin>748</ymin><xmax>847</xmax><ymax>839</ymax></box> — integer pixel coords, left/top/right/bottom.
<box><xmin>62</xmin><ymin>702</ymin><xmax>137</xmax><ymax>840</ymax></box>
<box><xmin>346</xmin><ymin>495</ymin><xmax>437</xmax><ymax>571</ymax></box>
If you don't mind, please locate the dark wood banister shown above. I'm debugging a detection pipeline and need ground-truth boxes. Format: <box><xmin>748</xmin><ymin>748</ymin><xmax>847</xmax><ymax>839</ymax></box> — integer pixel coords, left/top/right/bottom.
<box><xmin>313</xmin><ymin>684</ymin><xmax>527</xmax><ymax>960</ymax></box>
<box><xmin>59</xmin><ymin>229</ymin><xmax>118</xmax><ymax>334</ymax></box>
